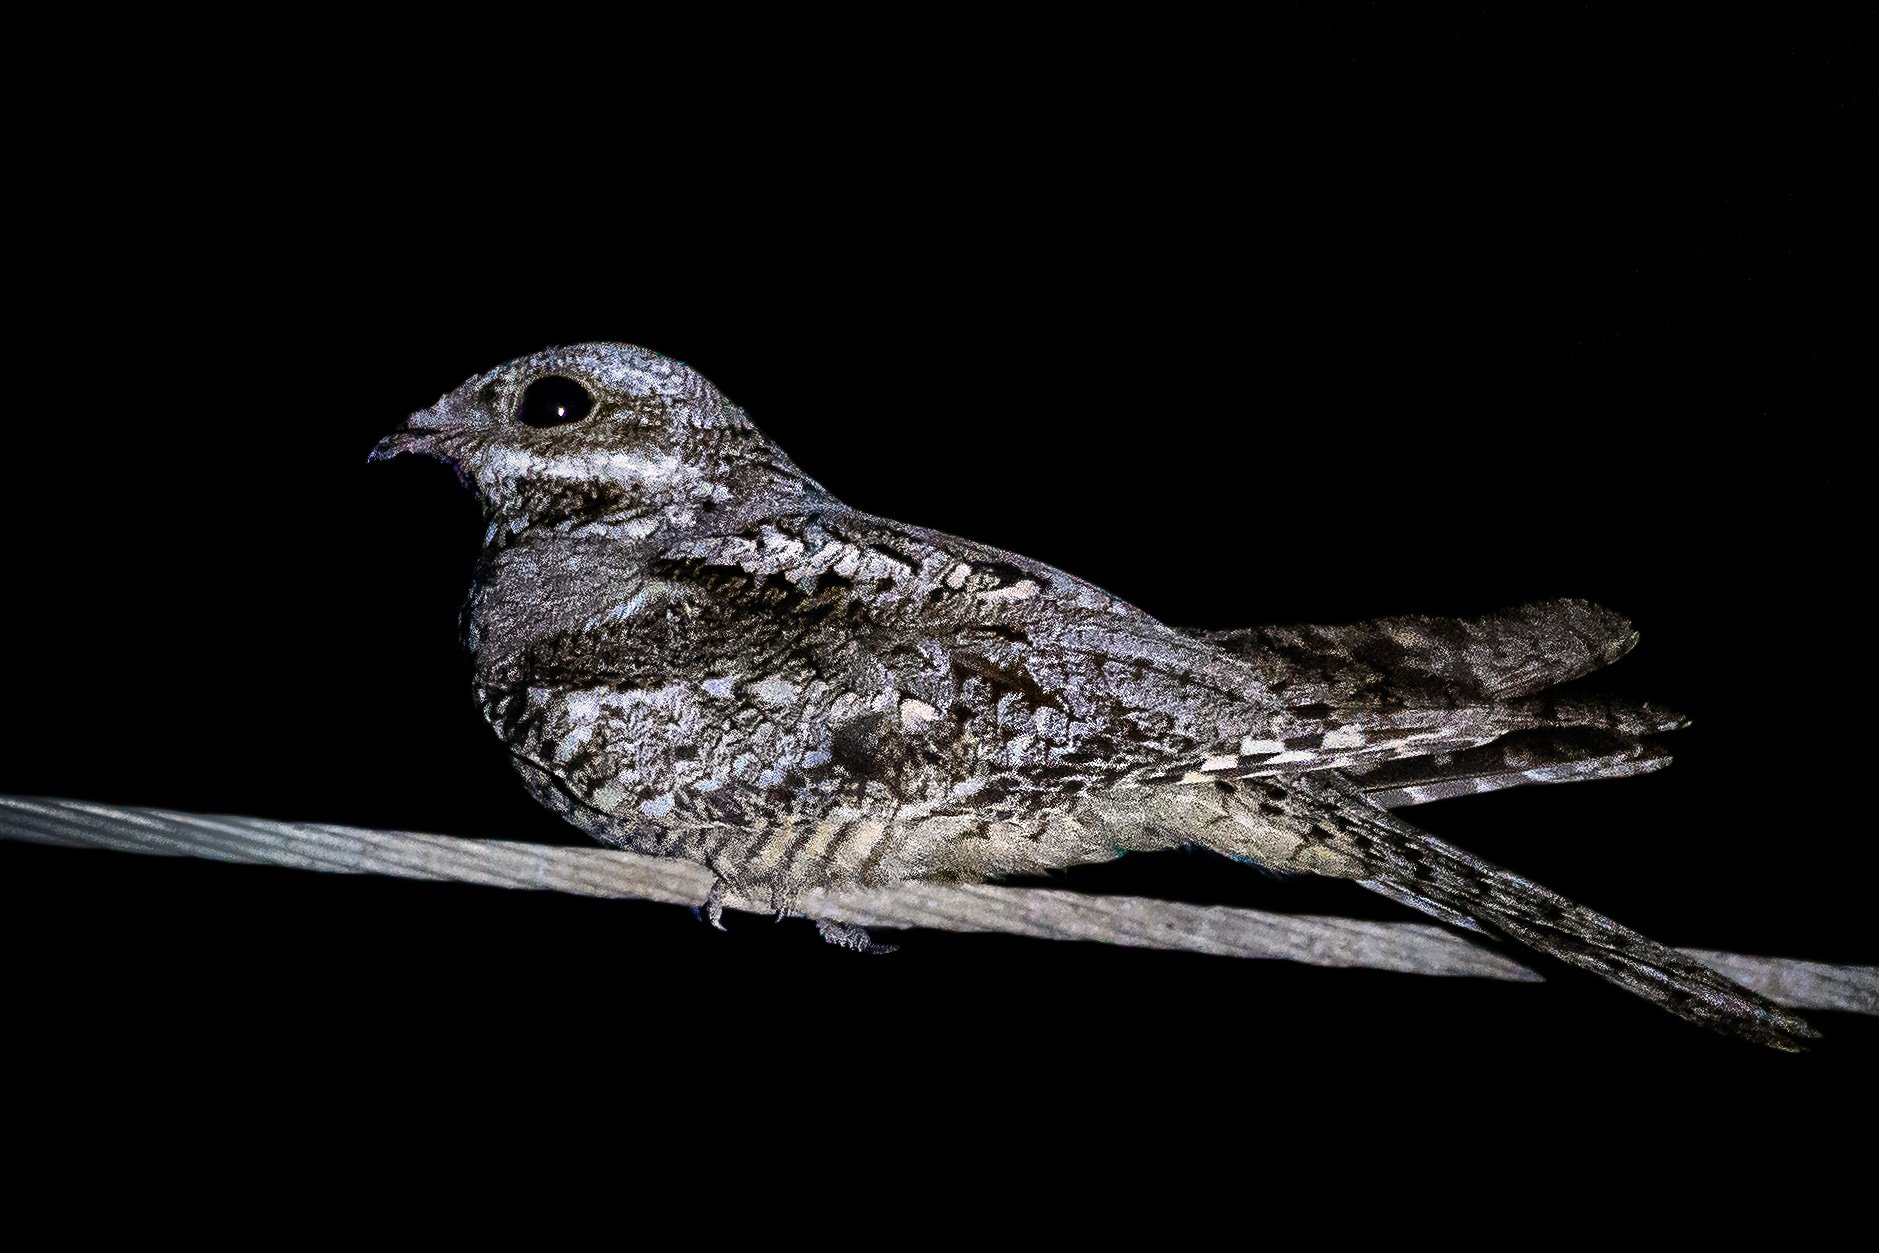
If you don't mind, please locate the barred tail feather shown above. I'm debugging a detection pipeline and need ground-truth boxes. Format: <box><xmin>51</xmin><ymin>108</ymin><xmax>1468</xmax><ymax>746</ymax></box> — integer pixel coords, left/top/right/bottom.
<box><xmin>1156</xmin><ymin>597</ymin><xmax>1685</xmax><ymax>785</ymax></box>
<box><xmin>1155</xmin><ymin>695</ymin><xmax>1685</xmax><ymax>786</ymax></box>
<box><xmin>1355</xmin><ymin>838</ymin><xmax>1819</xmax><ymax>1052</ymax></box>
<box><xmin>1206</xmin><ymin>774</ymin><xmax>1819</xmax><ymax>1051</ymax></box>
<box><xmin>1355</xmin><ymin>729</ymin><xmax>1675</xmax><ymax>809</ymax></box>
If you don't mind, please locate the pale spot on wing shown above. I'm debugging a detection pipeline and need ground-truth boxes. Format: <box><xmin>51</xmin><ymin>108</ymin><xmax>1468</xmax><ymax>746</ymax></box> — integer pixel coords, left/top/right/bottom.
<box><xmin>748</xmin><ymin>676</ymin><xmax>800</xmax><ymax>707</ymax></box>
<box><xmin>554</xmin><ymin>691</ymin><xmax>603</xmax><ymax>760</ymax></box>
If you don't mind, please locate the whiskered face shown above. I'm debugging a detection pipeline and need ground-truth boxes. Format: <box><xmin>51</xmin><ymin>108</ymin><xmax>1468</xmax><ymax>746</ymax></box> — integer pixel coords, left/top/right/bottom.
<box><xmin>371</xmin><ymin>343</ymin><xmax>822</xmax><ymax>538</ymax></box>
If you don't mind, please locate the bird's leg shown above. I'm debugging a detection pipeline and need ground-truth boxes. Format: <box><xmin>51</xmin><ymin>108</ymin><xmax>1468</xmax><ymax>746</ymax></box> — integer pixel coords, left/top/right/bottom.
<box><xmin>690</xmin><ymin>877</ymin><xmax>728</xmax><ymax>931</ymax></box>
<box><xmin>814</xmin><ymin>918</ymin><xmax>899</xmax><ymax>955</ymax></box>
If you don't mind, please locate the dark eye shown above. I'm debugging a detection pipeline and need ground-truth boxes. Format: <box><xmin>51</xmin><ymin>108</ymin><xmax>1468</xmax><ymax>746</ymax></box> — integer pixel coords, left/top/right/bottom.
<box><xmin>515</xmin><ymin>376</ymin><xmax>594</xmax><ymax>428</ymax></box>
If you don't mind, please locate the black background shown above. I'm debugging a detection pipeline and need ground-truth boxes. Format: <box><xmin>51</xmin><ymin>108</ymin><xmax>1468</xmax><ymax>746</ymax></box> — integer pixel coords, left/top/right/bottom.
<box><xmin>3</xmin><ymin>11</ymin><xmax>1871</xmax><ymax>1157</ymax></box>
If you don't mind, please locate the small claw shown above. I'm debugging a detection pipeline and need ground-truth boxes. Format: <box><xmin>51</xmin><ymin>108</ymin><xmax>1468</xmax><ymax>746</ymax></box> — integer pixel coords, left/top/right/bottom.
<box><xmin>814</xmin><ymin>918</ymin><xmax>899</xmax><ymax>955</ymax></box>
<box><xmin>695</xmin><ymin>880</ymin><xmax>727</xmax><ymax>931</ymax></box>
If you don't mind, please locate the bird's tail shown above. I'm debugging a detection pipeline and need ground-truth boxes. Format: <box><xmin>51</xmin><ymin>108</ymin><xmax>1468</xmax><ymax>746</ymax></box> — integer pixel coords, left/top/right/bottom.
<box><xmin>1352</xmin><ymin>727</ymin><xmax>1674</xmax><ymax>809</ymax></box>
<box><xmin>1203</xmin><ymin>772</ymin><xmax>1819</xmax><ymax>1051</ymax></box>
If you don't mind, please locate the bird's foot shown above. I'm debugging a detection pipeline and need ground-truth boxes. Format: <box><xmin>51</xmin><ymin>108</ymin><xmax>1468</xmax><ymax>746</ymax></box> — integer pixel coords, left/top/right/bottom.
<box><xmin>689</xmin><ymin>879</ymin><xmax>728</xmax><ymax>931</ymax></box>
<box><xmin>814</xmin><ymin>918</ymin><xmax>899</xmax><ymax>955</ymax></box>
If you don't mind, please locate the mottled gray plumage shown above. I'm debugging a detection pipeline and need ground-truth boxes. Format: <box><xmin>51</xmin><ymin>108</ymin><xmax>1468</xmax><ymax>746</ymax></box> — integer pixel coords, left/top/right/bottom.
<box><xmin>371</xmin><ymin>342</ymin><xmax>1814</xmax><ymax>1050</ymax></box>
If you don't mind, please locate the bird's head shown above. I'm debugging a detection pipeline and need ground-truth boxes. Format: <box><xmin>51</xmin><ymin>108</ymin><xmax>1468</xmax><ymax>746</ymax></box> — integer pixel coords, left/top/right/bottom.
<box><xmin>370</xmin><ymin>343</ymin><xmax>825</xmax><ymax>543</ymax></box>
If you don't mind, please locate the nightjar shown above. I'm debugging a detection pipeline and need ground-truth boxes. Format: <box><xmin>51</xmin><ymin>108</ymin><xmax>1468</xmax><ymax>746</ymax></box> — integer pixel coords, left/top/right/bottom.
<box><xmin>371</xmin><ymin>342</ymin><xmax>1814</xmax><ymax>1050</ymax></box>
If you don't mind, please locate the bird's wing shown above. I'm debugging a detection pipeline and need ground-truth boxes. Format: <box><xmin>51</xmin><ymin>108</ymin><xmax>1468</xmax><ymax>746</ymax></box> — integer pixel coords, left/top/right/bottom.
<box><xmin>1194</xmin><ymin>598</ymin><xmax>1641</xmax><ymax>704</ymax></box>
<box><xmin>477</xmin><ymin>505</ymin><xmax>1264</xmax><ymax>834</ymax></box>
<box><xmin>661</xmin><ymin>506</ymin><xmax>1284</xmax><ymax>773</ymax></box>
<box><xmin>1147</xmin><ymin>599</ymin><xmax>1683</xmax><ymax>782</ymax></box>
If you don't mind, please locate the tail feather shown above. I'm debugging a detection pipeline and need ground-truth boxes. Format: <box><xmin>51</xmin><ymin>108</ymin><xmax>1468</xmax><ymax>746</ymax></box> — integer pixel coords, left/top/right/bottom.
<box><xmin>1152</xmin><ymin>693</ymin><xmax>1685</xmax><ymax>785</ymax></box>
<box><xmin>1355</xmin><ymin>729</ymin><xmax>1675</xmax><ymax>809</ymax></box>
<box><xmin>1177</xmin><ymin>599</ymin><xmax>1805</xmax><ymax>1047</ymax></box>
<box><xmin>1204</xmin><ymin>773</ymin><xmax>1819</xmax><ymax>1051</ymax></box>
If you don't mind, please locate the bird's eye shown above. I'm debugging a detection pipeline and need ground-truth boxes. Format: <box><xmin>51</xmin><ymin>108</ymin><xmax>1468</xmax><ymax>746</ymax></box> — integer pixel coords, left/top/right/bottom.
<box><xmin>515</xmin><ymin>376</ymin><xmax>594</xmax><ymax>428</ymax></box>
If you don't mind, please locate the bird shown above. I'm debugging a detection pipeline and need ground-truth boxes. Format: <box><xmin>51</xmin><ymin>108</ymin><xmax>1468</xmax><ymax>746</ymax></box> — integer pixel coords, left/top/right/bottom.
<box><xmin>370</xmin><ymin>341</ymin><xmax>1815</xmax><ymax>1051</ymax></box>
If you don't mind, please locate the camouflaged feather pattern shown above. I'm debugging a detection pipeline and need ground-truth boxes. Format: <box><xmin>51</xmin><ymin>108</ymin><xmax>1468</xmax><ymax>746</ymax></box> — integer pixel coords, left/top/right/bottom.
<box><xmin>371</xmin><ymin>342</ymin><xmax>1815</xmax><ymax>1051</ymax></box>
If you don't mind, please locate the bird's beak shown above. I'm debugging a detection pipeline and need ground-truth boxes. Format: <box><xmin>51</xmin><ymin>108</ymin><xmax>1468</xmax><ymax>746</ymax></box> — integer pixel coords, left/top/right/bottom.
<box><xmin>368</xmin><ymin>405</ymin><xmax>451</xmax><ymax>464</ymax></box>
<box><xmin>368</xmin><ymin>430</ymin><xmax>427</xmax><ymax>463</ymax></box>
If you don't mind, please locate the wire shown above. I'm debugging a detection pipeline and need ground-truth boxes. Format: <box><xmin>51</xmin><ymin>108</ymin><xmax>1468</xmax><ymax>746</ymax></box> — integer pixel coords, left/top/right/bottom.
<box><xmin>2</xmin><ymin>794</ymin><xmax>1871</xmax><ymax>1016</ymax></box>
